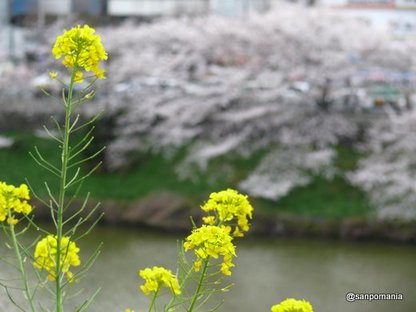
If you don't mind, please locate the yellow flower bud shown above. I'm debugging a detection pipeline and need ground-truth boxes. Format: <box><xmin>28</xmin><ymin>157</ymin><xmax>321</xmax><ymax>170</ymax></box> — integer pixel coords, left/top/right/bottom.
<box><xmin>49</xmin><ymin>71</ymin><xmax>58</xmax><ymax>80</ymax></box>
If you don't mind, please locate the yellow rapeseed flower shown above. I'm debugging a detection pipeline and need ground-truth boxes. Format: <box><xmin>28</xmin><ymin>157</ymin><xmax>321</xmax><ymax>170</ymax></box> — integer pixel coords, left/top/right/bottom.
<box><xmin>139</xmin><ymin>266</ymin><xmax>181</xmax><ymax>296</ymax></box>
<box><xmin>184</xmin><ymin>225</ymin><xmax>236</xmax><ymax>275</ymax></box>
<box><xmin>271</xmin><ymin>298</ymin><xmax>314</xmax><ymax>312</ymax></box>
<box><xmin>52</xmin><ymin>24</ymin><xmax>107</xmax><ymax>82</ymax></box>
<box><xmin>33</xmin><ymin>235</ymin><xmax>80</xmax><ymax>281</ymax></box>
<box><xmin>201</xmin><ymin>189</ymin><xmax>253</xmax><ymax>237</ymax></box>
<box><xmin>0</xmin><ymin>181</ymin><xmax>32</xmax><ymax>225</ymax></box>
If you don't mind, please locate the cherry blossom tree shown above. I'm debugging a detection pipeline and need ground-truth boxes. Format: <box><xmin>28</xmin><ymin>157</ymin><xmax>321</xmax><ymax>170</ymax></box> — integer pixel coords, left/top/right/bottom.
<box><xmin>349</xmin><ymin>110</ymin><xmax>416</xmax><ymax>220</ymax></box>
<box><xmin>96</xmin><ymin>6</ymin><xmax>414</xmax><ymax>204</ymax></box>
<box><xmin>1</xmin><ymin>5</ymin><xmax>416</xmax><ymax>219</ymax></box>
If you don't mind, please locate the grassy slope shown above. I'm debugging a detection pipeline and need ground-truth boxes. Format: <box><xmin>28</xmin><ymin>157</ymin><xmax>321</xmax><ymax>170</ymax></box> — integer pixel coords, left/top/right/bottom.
<box><xmin>0</xmin><ymin>133</ymin><xmax>370</xmax><ymax>219</ymax></box>
<box><xmin>258</xmin><ymin>144</ymin><xmax>370</xmax><ymax>218</ymax></box>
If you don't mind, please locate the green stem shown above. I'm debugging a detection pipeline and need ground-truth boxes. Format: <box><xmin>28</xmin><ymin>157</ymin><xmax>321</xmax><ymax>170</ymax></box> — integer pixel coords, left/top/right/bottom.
<box><xmin>8</xmin><ymin>214</ymin><xmax>36</xmax><ymax>312</ymax></box>
<box><xmin>55</xmin><ymin>69</ymin><xmax>76</xmax><ymax>312</ymax></box>
<box><xmin>148</xmin><ymin>288</ymin><xmax>159</xmax><ymax>312</ymax></box>
<box><xmin>165</xmin><ymin>268</ymin><xmax>191</xmax><ymax>312</ymax></box>
<box><xmin>188</xmin><ymin>258</ymin><xmax>210</xmax><ymax>312</ymax></box>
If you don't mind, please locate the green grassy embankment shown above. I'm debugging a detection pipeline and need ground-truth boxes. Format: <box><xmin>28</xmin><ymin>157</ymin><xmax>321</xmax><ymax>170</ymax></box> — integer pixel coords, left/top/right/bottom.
<box><xmin>0</xmin><ymin>132</ymin><xmax>371</xmax><ymax>219</ymax></box>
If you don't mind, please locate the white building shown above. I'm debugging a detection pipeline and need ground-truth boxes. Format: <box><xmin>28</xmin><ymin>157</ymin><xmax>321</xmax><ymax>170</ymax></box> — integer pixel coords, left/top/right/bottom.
<box><xmin>6</xmin><ymin>0</ymin><xmax>416</xmax><ymax>30</ymax></box>
<box><xmin>0</xmin><ymin>0</ymin><xmax>8</xmax><ymax>24</ymax></box>
<box><xmin>319</xmin><ymin>0</ymin><xmax>416</xmax><ymax>32</ymax></box>
<box><xmin>107</xmin><ymin>0</ymin><xmax>271</xmax><ymax>16</ymax></box>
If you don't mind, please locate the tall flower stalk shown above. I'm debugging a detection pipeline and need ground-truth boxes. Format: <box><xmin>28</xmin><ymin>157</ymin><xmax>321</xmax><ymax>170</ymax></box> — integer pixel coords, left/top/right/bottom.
<box><xmin>0</xmin><ymin>182</ymin><xmax>35</xmax><ymax>311</ymax></box>
<box><xmin>1</xmin><ymin>24</ymin><xmax>107</xmax><ymax>312</ymax></box>
<box><xmin>55</xmin><ymin>66</ymin><xmax>75</xmax><ymax>312</ymax></box>
<box><xmin>9</xmin><ymin>218</ymin><xmax>36</xmax><ymax>312</ymax></box>
<box><xmin>43</xmin><ymin>24</ymin><xmax>107</xmax><ymax>312</ymax></box>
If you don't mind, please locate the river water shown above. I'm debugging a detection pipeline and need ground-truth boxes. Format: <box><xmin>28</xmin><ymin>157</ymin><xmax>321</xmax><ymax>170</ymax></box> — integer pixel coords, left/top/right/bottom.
<box><xmin>1</xmin><ymin>226</ymin><xmax>415</xmax><ymax>312</ymax></box>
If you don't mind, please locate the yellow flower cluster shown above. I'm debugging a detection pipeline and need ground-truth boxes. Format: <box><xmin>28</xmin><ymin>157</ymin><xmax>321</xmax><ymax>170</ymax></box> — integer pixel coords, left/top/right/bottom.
<box><xmin>271</xmin><ymin>298</ymin><xmax>314</xmax><ymax>312</ymax></box>
<box><xmin>52</xmin><ymin>24</ymin><xmax>108</xmax><ymax>82</ymax></box>
<box><xmin>184</xmin><ymin>225</ymin><xmax>236</xmax><ymax>275</ymax></box>
<box><xmin>139</xmin><ymin>266</ymin><xmax>181</xmax><ymax>296</ymax></box>
<box><xmin>0</xmin><ymin>181</ymin><xmax>32</xmax><ymax>225</ymax></box>
<box><xmin>201</xmin><ymin>189</ymin><xmax>253</xmax><ymax>237</ymax></box>
<box><xmin>33</xmin><ymin>235</ymin><xmax>81</xmax><ymax>281</ymax></box>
